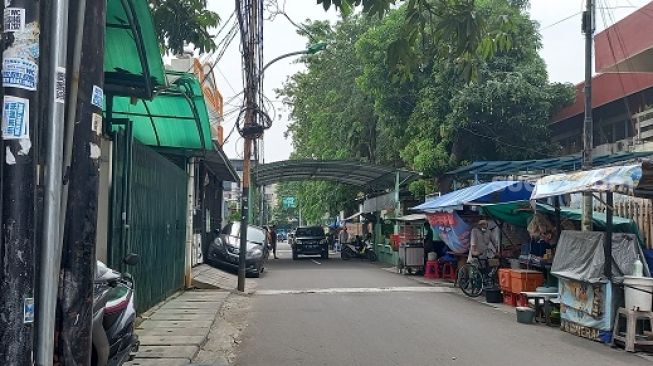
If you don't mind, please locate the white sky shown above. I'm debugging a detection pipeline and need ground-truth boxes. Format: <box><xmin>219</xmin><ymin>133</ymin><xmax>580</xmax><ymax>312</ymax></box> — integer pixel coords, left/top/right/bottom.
<box><xmin>206</xmin><ymin>0</ymin><xmax>652</xmax><ymax>163</ymax></box>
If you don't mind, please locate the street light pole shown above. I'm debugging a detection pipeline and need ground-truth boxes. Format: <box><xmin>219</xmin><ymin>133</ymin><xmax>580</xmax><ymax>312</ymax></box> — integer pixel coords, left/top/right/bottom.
<box><xmin>261</xmin><ymin>42</ymin><xmax>326</xmax><ymax>75</ymax></box>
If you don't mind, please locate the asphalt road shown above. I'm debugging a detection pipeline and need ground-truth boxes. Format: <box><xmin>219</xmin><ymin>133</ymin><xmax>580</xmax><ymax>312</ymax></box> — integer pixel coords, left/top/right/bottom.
<box><xmin>235</xmin><ymin>243</ymin><xmax>649</xmax><ymax>366</ymax></box>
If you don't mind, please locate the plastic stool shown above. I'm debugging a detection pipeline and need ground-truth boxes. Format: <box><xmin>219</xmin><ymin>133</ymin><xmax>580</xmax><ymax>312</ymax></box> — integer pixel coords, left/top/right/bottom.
<box><xmin>613</xmin><ymin>307</ymin><xmax>653</xmax><ymax>352</ymax></box>
<box><xmin>442</xmin><ymin>262</ymin><xmax>456</xmax><ymax>280</ymax></box>
<box><xmin>424</xmin><ymin>260</ymin><xmax>439</xmax><ymax>279</ymax></box>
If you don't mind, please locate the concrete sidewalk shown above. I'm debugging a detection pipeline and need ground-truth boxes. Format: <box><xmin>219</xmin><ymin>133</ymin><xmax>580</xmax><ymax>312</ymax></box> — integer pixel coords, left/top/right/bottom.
<box><xmin>126</xmin><ymin>290</ymin><xmax>229</xmax><ymax>366</ymax></box>
<box><xmin>192</xmin><ymin>264</ymin><xmax>257</xmax><ymax>293</ymax></box>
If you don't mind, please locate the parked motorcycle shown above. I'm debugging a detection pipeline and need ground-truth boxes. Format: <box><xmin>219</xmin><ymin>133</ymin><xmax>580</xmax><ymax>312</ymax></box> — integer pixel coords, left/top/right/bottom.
<box><xmin>92</xmin><ymin>254</ymin><xmax>140</xmax><ymax>366</ymax></box>
<box><xmin>340</xmin><ymin>236</ymin><xmax>377</xmax><ymax>262</ymax></box>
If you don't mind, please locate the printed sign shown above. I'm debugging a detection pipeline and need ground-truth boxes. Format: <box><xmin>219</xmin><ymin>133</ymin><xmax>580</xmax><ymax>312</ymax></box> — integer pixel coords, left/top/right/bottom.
<box><xmin>91</xmin><ymin>113</ymin><xmax>102</xmax><ymax>135</ymax></box>
<box><xmin>282</xmin><ymin>196</ymin><xmax>296</xmax><ymax>209</ymax></box>
<box><xmin>91</xmin><ymin>85</ymin><xmax>103</xmax><ymax>108</ymax></box>
<box><xmin>2</xmin><ymin>95</ymin><xmax>29</xmax><ymax>140</ymax></box>
<box><xmin>4</xmin><ymin>8</ymin><xmax>25</xmax><ymax>33</ymax></box>
<box><xmin>55</xmin><ymin>67</ymin><xmax>66</xmax><ymax>103</ymax></box>
<box><xmin>3</xmin><ymin>57</ymin><xmax>37</xmax><ymax>90</ymax></box>
<box><xmin>23</xmin><ymin>297</ymin><xmax>34</xmax><ymax>324</ymax></box>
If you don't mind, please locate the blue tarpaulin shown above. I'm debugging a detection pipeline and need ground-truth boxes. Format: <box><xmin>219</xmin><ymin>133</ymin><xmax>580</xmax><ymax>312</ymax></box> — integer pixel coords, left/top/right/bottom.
<box><xmin>412</xmin><ymin>181</ymin><xmax>534</xmax><ymax>213</ymax></box>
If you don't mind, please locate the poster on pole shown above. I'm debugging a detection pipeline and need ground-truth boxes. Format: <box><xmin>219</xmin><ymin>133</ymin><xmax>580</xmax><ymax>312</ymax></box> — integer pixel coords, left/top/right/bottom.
<box><xmin>2</xmin><ymin>57</ymin><xmax>38</xmax><ymax>90</ymax></box>
<box><xmin>2</xmin><ymin>95</ymin><xmax>29</xmax><ymax>140</ymax></box>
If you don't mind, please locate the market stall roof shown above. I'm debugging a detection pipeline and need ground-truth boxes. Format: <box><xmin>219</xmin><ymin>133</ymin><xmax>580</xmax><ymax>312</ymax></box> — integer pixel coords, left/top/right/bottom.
<box><xmin>481</xmin><ymin>201</ymin><xmax>641</xmax><ymax>238</ymax></box>
<box><xmin>253</xmin><ymin>160</ymin><xmax>417</xmax><ymax>190</ymax></box>
<box><xmin>530</xmin><ymin>163</ymin><xmax>653</xmax><ymax>200</ymax></box>
<box><xmin>392</xmin><ymin>214</ymin><xmax>427</xmax><ymax>221</ymax></box>
<box><xmin>411</xmin><ymin>181</ymin><xmax>534</xmax><ymax>213</ymax></box>
<box><xmin>446</xmin><ymin>151</ymin><xmax>653</xmax><ymax>178</ymax></box>
<box><xmin>105</xmin><ymin>0</ymin><xmax>167</xmax><ymax>98</ymax></box>
<box><xmin>109</xmin><ymin>72</ymin><xmax>212</xmax><ymax>150</ymax></box>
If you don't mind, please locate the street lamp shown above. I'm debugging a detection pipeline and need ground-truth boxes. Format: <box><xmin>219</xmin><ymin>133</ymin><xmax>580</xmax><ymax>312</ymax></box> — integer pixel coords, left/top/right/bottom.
<box><xmin>261</xmin><ymin>42</ymin><xmax>327</xmax><ymax>74</ymax></box>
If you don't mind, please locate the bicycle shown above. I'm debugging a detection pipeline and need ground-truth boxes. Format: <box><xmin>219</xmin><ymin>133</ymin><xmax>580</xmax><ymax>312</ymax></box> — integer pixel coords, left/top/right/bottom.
<box><xmin>457</xmin><ymin>258</ymin><xmax>499</xmax><ymax>297</ymax></box>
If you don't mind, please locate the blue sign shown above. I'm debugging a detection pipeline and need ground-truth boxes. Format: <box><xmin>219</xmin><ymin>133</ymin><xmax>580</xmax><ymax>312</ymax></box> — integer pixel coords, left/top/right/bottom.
<box><xmin>2</xmin><ymin>95</ymin><xmax>29</xmax><ymax>140</ymax></box>
<box><xmin>91</xmin><ymin>85</ymin><xmax>104</xmax><ymax>108</ymax></box>
<box><xmin>23</xmin><ymin>297</ymin><xmax>34</xmax><ymax>324</ymax></box>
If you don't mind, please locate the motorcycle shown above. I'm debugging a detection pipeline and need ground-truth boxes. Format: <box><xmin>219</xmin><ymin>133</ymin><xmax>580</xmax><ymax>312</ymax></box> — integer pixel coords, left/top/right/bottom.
<box><xmin>340</xmin><ymin>236</ymin><xmax>377</xmax><ymax>262</ymax></box>
<box><xmin>92</xmin><ymin>254</ymin><xmax>140</xmax><ymax>366</ymax></box>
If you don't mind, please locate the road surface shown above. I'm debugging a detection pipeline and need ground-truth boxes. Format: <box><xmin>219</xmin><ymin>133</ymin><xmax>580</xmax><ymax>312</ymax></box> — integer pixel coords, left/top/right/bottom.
<box><xmin>235</xmin><ymin>243</ymin><xmax>649</xmax><ymax>366</ymax></box>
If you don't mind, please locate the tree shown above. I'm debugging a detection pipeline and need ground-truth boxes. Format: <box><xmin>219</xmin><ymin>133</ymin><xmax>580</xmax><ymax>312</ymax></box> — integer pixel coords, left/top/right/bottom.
<box><xmin>149</xmin><ymin>0</ymin><xmax>220</xmax><ymax>55</ymax></box>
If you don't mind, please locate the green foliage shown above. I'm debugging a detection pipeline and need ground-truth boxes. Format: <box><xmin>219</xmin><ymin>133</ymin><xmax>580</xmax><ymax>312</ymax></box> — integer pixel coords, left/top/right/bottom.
<box><xmin>283</xmin><ymin>0</ymin><xmax>573</xmax><ymax>218</ymax></box>
<box><xmin>149</xmin><ymin>0</ymin><xmax>220</xmax><ymax>55</ymax></box>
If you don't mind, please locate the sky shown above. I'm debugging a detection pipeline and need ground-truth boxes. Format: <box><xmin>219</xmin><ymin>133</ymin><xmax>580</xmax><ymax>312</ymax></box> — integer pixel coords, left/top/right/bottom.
<box><xmin>206</xmin><ymin>0</ymin><xmax>652</xmax><ymax>163</ymax></box>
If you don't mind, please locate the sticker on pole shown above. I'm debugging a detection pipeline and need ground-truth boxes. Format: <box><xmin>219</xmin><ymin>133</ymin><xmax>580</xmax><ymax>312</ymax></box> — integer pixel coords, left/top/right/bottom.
<box><xmin>4</xmin><ymin>8</ymin><xmax>25</xmax><ymax>33</ymax></box>
<box><xmin>2</xmin><ymin>95</ymin><xmax>29</xmax><ymax>140</ymax></box>
<box><xmin>55</xmin><ymin>67</ymin><xmax>66</xmax><ymax>103</ymax></box>
<box><xmin>2</xmin><ymin>58</ymin><xmax>37</xmax><ymax>90</ymax></box>
<box><xmin>91</xmin><ymin>113</ymin><xmax>102</xmax><ymax>135</ymax></box>
<box><xmin>91</xmin><ymin>85</ymin><xmax>103</xmax><ymax>108</ymax></box>
<box><xmin>23</xmin><ymin>297</ymin><xmax>34</xmax><ymax>323</ymax></box>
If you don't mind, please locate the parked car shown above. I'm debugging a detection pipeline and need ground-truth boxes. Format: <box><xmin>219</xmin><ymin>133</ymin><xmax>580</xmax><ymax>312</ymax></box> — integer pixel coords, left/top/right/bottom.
<box><xmin>276</xmin><ymin>230</ymin><xmax>287</xmax><ymax>242</ymax></box>
<box><xmin>291</xmin><ymin>226</ymin><xmax>328</xmax><ymax>260</ymax></box>
<box><xmin>207</xmin><ymin>222</ymin><xmax>269</xmax><ymax>277</ymax></box>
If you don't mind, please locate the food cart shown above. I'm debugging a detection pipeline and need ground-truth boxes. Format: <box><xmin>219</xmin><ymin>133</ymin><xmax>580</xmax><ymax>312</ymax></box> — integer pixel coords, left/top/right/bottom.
<box><xmin>392</xmin><ymin>214</ymin><xmax>426</xmax><ymax>274</ymax></box>
<box><xmin>531</xmin><ymin>163</ymin><xmax>652</xmax><ymax>341</ymax></box>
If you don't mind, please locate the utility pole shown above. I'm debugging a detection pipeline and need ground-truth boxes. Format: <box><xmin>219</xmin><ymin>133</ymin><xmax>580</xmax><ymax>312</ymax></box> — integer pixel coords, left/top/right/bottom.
<box><xmin>0</xmin><ymin>1</ymin><xmax>39</xmax><ymax>364</ymax></box>
<box><xmin>236</xmin><ymin>0</ymin><xmax>264</xmax><ymax>292</ymax></box>
<box><xmin>56</xmin><ymin>0</ymin><xmax>105</xmax><ymax>363</ymax></box>
<box><xmin>581</xmin><ymin>0</ymin><xmax>595</xmax><ymax>232</ymax></box>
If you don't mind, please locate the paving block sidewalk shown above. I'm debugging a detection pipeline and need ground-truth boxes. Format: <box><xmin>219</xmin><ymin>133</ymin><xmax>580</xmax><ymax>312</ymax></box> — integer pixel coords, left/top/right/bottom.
<box><xmin>126</xmin><ymin>290</ymin><xmax>229</xmax><ymax>366</ymax></box>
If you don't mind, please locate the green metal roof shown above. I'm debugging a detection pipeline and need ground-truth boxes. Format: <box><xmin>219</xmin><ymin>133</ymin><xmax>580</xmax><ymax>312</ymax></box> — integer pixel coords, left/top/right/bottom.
<box><xmin>105</xmin><ymin>0</ymin><xmax>166</xmax><ymax>98</ymax></box>
<box><xmin>254</xmin><ymin>160</ymin><xmax>417</xmax><ymax>191</ymax></box>
<box><xmin>446</xmin><ymin>151</ymin><xmax>653</xmax><ymax>178</ymax></box>
<box><xmin>109</xmin><ymin>72</ymin><xmax>212</xmax><ymax>150</ymax></box>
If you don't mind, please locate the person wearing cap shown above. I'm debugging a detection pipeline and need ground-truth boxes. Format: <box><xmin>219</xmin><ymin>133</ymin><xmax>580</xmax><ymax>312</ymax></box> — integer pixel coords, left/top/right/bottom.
<box><xmin>469</xmin><ymin>219</ymin><xmax>497</xmax><ymax>259</ymax></box>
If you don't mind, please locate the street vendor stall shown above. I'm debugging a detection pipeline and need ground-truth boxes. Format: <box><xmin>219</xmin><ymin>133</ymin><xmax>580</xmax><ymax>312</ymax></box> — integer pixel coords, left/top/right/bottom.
<box><xmin>530</xmin><ymin>163</ymin><xmax>652</xmax><ymax>341</ymax></box>
<box><xmin>391</xmin><ymin>214</ymin><xmax>427</xmax><ymax>274</ymax></box>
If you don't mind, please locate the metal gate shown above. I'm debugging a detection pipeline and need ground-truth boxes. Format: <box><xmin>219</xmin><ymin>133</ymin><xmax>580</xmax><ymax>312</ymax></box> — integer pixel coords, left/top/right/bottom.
<box><xmin>109</xmin><ymin>130</ymin><xmax>187</xmax><ymax>313</ymax></box>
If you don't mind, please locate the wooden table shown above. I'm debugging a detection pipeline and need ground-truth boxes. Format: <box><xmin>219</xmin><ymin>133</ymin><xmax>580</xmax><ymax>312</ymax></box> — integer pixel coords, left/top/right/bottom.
<box><xmin>520</xmin><ymin>292</ymin><xmax>559</xmax><ymax>326</ymax></box>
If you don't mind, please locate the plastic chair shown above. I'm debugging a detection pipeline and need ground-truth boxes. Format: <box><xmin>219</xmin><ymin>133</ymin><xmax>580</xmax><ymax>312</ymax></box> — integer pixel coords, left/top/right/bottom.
<box><xmin>424</xmin><ymin>260</ymin><xmax>440</xmax><ymax>279</ymax></box>
<box><xmin>442</xmin><ymin>262</ymin><xmax>456</xmax><ymax>280</ymax></box>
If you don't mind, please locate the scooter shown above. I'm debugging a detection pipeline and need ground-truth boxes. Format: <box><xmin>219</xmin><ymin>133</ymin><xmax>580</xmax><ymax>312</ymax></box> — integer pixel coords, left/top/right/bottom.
<box><xmin>341</xmin><ymin>236</ymin><xmax>377</xmax><ymax>262</ymax></box>
<box><xmin>92</xmin><ymin>254</ymin><xmax>140</xmax><ymax>366</ymax></box>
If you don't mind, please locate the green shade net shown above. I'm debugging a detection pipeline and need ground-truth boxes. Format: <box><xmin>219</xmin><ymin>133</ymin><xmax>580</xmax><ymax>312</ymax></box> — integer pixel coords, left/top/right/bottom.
<box><xmin>109</xmin><ymin>72</ymin><xmax>214</xmax><ymax>150</ymax></box>
<box><xmin>105</xmin><ymin>0</ymin><xmax>166</xmax><ymax>95</ymax></box>
<box><xmin>481</xmin><ymin>201</ymin><xmax>643</xmax><ymax>243</ymax></box>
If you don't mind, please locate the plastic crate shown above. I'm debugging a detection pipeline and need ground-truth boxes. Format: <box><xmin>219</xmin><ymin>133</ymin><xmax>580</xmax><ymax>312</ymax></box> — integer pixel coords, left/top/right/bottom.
<box><xmin>498</xmin><ymin>268</ymin><xmax>512</xmax><ymax>292</ymax></box>
<box><xmin>502</xmin><ymin>291</ymin><xmax>517</xmax><ymax>306</ymax></box>
<box><xmin>510</xmin><ymin>269</ymin><xmax>544</xmax><ymax>293</ymax></box>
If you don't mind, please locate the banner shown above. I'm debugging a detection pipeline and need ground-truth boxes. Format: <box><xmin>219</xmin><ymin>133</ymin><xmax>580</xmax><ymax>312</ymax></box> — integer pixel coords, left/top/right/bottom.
<box><xmin>427</xmin><ymin>212</ymin><xmax>471</xmax><ymax>254</ymax></box>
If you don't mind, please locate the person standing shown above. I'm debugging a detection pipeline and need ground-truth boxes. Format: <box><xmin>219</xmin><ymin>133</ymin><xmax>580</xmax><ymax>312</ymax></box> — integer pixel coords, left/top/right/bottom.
<box><xmin>270</xmin><ymin>225</ymin><xmax>278</xmax><ymax>259</ymax></box>
<box><xmin>423</xmin><ymin>221</ymin><xmax>435</xmax><ymax>267</ymax></box>
<box><xmin>338</xmin><ymin>226</ymin><xmax>349</xmax><ymax>252</ymax></box>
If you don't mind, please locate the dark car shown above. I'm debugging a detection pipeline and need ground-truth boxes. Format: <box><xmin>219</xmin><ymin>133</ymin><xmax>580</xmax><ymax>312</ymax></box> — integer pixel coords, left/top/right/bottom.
<box><xmin>291</xmin><ymin>226</ymin><xmax>328</xmax><ymax>260</ymax></box>
<box><xmin>276</xmin><ymin>230</ymin><xmax>287</xmax><ymax>242</ymax></box>
<box><xmin>207</xmin><ymin>222</ymin><xmax>269</xmax><ymax>277</ymax></box>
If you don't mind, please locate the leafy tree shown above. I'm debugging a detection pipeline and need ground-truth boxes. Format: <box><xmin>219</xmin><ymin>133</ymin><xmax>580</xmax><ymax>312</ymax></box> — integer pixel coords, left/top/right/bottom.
<box><xmin>149</xmin><ymin>0</ymin><xmax>220</xmax><ymax>55</ymax></box>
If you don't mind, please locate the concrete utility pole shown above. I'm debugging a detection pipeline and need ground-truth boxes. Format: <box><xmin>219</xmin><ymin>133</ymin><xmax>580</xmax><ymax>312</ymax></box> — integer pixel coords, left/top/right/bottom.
<box><xmin>56</xmin><ymin>0</ymin><xmax>105</xmax><ymax>361</ymax></box>
<box><xmin>236</xmin><ymin>0</ymin><xmax>263</xmax><ymax>292</ymax></box>
<box><xmin>581</xmin><ymin>0</ymin><xmax>595</xmax><ymax>231</ymax></box>
<box><xmin>0</xmin><ymin>1</ymin><xmax>39</xmax><ymax>363</ymax></box>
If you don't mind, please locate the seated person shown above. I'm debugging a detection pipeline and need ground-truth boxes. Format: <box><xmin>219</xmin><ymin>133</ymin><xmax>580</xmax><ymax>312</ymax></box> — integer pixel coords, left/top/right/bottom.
<box><xmin>528</xmin><ymin>237</ymin><xmax>552</xmax><ymax>258</ymax></box>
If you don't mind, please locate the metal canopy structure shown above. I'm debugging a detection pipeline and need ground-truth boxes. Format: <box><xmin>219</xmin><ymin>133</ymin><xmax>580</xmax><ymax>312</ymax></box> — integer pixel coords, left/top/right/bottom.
<box><xmin>253</xmin><ymin>160</ymin><xmax>417</xmax><ymax>190</ymax></box>
<box><xmin>446</xmin><ymin>151</ymin><xmax>653</xmax><ymax>179</ymax></box>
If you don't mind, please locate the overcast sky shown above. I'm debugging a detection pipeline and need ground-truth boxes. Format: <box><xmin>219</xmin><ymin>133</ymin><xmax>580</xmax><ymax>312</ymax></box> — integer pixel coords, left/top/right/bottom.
<box><xmin>206</xmin><ymin>0</ymin><xmax>652</xmax><ymax>163</ymax></box>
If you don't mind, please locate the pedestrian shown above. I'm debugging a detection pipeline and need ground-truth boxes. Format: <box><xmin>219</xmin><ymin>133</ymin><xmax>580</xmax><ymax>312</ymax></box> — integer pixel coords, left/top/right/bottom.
<box><xmin>468</xmin><ymin>219</ymin><xmax>498</xmax><ymax>264</ymax></box>
<box><xmin>423</xmin><ymin>221</ymin><xmax>435</xmax><ymax>267</ymax></box>
<box><xmin>338</xmin><ymin>226</ymin><xmax>349</xmax><ymax>252</ymax></box>
<box><xmin>270</xmin><ymin>225</ymin><xmax>278</xmax><ymax>259</ymax></box>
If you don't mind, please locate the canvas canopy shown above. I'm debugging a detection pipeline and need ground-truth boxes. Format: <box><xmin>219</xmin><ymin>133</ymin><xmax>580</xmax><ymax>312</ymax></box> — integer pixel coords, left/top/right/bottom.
<box><xmin>412</xmin><ymin>181</ymin><xmax>534</xmax><ymax>213</ymax></box>
<box><xmin>531</xmin><ymin>164</ymin><xmax>643</xmax><ymax>199</ymax></box>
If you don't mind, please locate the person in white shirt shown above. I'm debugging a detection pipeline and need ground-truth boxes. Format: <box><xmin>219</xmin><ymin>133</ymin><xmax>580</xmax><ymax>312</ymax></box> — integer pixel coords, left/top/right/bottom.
<box><xmin>469</xmin><ymin>219</ymin><xmax>498</xmax><ymax>260</ymax></box>
<box><xmin>338</xmin><ymin>226</ymin><xmax>349</xmax><ymax>251</ymax></box>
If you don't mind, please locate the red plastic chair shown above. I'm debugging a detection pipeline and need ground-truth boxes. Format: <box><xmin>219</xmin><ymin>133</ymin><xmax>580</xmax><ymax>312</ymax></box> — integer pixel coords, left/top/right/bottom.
<box><xmin>424</xmin><ymin>260</ymin><xmax>440</xmax><ymax>279</ymax></box>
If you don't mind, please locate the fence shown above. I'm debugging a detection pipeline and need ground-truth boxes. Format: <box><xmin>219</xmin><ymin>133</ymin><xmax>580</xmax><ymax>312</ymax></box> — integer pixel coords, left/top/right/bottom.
<box><xmin>593</xmin><ymin>196</ymin><xmax>653</xmax><ymax>249</ymax></box>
